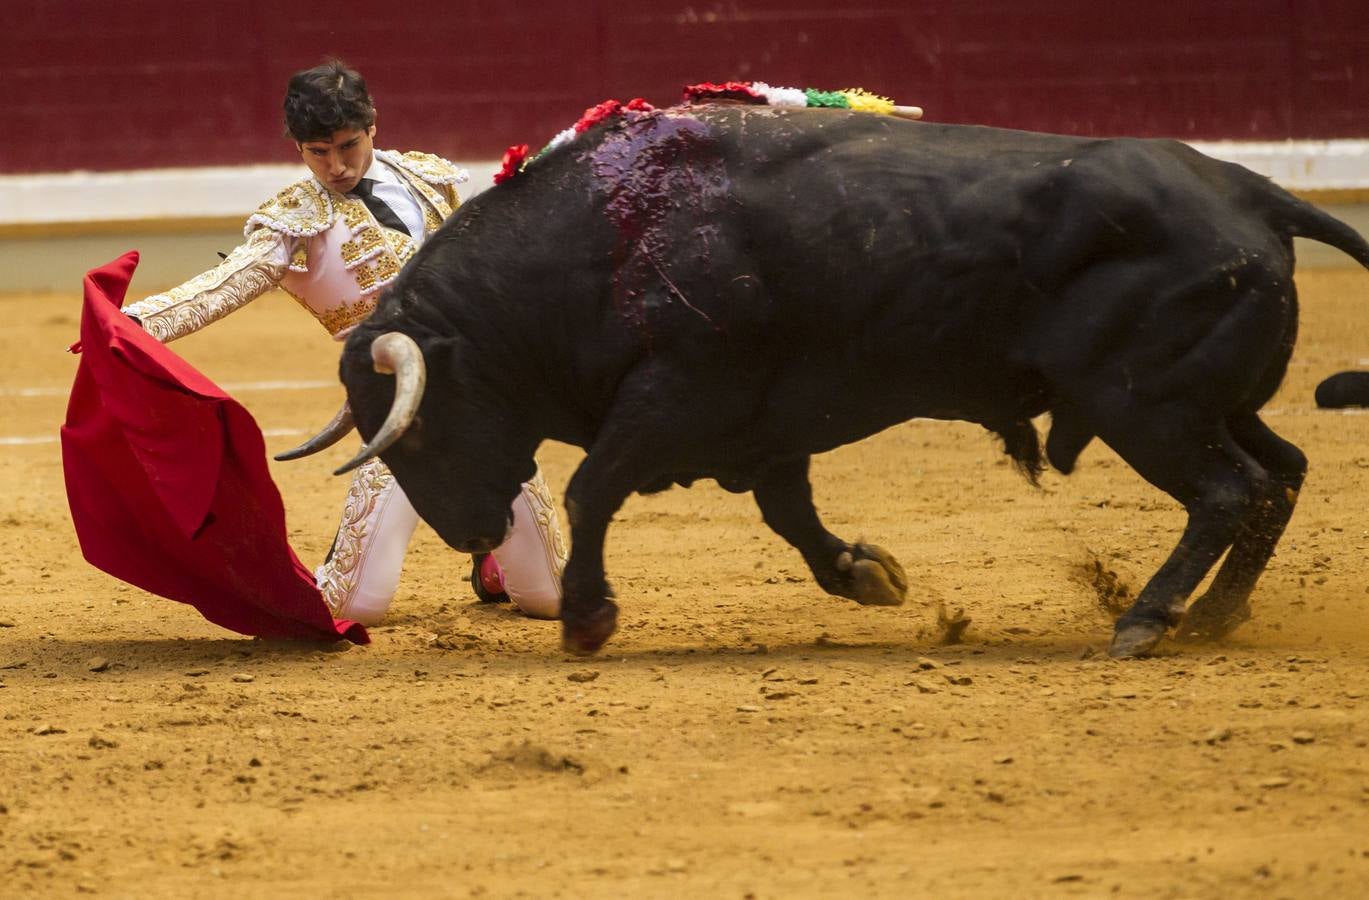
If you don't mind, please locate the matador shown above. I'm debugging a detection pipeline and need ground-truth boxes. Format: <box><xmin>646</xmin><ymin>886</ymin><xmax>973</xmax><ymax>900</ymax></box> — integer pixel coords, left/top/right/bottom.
<box><xmin>123</xmin><ymin>60</ymin><xmax>565</xmax><ymax>624</ymax></box>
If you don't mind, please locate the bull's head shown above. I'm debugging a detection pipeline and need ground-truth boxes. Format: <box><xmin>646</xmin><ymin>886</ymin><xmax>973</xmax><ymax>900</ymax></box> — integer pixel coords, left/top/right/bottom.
<box><xmin>278</xmin><ymin>329</ymin><xmax>533</xmax><ymax>554</ymax></box>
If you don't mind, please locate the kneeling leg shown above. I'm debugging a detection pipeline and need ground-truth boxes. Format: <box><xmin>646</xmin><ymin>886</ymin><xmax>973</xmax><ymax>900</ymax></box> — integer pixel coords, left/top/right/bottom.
<box><xmin>490</xmin><ymin>465</ymin><xmax>568</xmax><ymax>619</ymax></box>
<box><xmin>316</xmin><ymin>459</ymin><xmax>420</xmax><ymax>625</ymax></box>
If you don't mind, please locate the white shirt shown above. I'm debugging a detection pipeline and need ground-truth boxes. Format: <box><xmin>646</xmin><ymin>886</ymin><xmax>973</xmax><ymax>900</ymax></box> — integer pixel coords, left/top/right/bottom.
<box><xmin>361</xmin><ymin>155</ymin><xmax>428</xmax><ymax>241</ymax></box>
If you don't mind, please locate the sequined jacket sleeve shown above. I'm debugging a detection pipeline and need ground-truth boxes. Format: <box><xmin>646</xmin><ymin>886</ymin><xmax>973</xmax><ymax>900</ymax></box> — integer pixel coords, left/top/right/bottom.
<box><xmin>121</xmin><ymin>227</ymin><xmax>292</xmax><ymax>343</ymax></box>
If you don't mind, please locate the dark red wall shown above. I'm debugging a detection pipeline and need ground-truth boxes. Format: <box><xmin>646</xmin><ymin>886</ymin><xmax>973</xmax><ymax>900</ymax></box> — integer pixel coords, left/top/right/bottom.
<box><xmin>6</xmin><ymin>0</ymin><xmax>1369</xmax><ymax>174</ymax></box>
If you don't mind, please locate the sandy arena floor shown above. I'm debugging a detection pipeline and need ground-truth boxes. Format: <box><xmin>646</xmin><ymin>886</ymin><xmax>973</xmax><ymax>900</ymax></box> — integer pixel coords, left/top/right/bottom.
<box><xmin>3</xmin><ymin>267</ymin><xmax>1369</xmax><ymax>898</ymax></box>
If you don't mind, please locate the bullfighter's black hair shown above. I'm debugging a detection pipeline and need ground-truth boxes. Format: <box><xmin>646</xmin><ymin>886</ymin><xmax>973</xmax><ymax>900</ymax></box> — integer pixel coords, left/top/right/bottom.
<box><xmin>283</xmin><ymin>58</ymin><xmax>376</xmax><ymax>142</ymax></box>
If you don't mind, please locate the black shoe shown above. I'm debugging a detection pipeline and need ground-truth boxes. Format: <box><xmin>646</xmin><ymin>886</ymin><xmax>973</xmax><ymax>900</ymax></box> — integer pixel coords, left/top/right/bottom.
<box><xmin>470</xmin><ymin>553</ymin><xmax>510</xmax><ymax>603</ymax></box>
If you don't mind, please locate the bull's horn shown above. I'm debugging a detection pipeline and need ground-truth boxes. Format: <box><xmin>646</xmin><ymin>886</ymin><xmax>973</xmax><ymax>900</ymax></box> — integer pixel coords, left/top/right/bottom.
<box><xmin>273</xmin><ymin>403</ymin><xmax>355</xmax><ymax>461</ymax></box>
<box><xmin>333</xmin><ymin>332</ymin><xmax>427</xmax><ymax>476</ymax></box>
<box><xmin>890</xmin><ymin>105</ymin><xmax>923</xmax><ymax>121</ymax></box>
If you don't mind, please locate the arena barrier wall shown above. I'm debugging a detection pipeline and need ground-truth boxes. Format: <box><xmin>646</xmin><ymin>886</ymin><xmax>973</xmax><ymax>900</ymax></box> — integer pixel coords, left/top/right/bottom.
<box><xmin>4</xmin><ymin>141</ymin><xmax>1367</xmax><ymax>293</ymax></box>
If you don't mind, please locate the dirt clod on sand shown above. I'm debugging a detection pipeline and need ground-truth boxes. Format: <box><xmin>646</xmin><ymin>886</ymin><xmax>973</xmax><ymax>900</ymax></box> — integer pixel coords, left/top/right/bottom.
<box><xmin>478</xmin><ymin>740</ymin><xmax>614</xmax><ymax>784</ymax></box>
<box><xmin>935</xmin><ymin>602</ymin><xmax>973</xmax><ymax>644</ymax></box>
<box><xmin>1074</xmin><ymin>551</ymin><xmax>1136</xmax><ymax>618</ymax></box>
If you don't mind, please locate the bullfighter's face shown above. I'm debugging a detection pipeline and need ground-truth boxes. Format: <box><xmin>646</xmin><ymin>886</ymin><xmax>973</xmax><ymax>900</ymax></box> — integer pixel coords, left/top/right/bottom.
<box><xmin>297</xmin><ymin>125</ymin><xmax>376</xmax><ymax>195</ymax></box>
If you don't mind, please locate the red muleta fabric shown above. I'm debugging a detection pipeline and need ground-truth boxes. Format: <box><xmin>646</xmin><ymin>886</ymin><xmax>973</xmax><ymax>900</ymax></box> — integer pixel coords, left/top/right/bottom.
<box><xmin>60</xmin><ymin>252</ymin><xmax>368</xmax><ymax>644</ymax></box>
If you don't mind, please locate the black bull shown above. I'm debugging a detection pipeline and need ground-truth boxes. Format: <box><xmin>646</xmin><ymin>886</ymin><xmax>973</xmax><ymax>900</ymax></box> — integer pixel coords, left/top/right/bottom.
<box><xmin>326</xmin><ymin>104</ymin><xmax>1369</xmax><ymax>658</ymax></box>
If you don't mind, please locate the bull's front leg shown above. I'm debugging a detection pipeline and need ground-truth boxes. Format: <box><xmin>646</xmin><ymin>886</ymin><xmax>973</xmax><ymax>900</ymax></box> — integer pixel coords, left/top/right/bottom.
<box><xmin>557</xmin><ymin>446</ymin><xmax>642</xmax><ymax>656</ymax></box>
<box><xmin>753</xmin><ymin>457</ymin><xmax>908</xmax><ymax>606</ymax></box>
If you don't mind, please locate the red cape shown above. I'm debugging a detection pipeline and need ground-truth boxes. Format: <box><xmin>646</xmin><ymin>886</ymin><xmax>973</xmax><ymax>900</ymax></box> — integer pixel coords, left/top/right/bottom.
<box><xmin>61</xmin><ymin>252</ymin><xmax>368</xmax><ymax>644</ymax></box>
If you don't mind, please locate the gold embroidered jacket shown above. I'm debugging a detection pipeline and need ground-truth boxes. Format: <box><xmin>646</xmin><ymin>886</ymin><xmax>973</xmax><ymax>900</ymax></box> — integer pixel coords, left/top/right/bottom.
<box><xmin>123</xmin><ymin>150</ymin><xmax>467</xmax><ymax>342</ymax></box>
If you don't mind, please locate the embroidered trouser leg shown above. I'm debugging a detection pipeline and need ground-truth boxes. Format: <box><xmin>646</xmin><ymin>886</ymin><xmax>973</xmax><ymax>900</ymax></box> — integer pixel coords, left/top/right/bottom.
<box><xmin>316</xmin><ymin>459</ymin><xmax>419</xmax><ymax>625</ymax></box>
<box><xmin>491</xmin><ymin>467</ymin><xmax>566</xmax><ymax>619</ymax></box>
<box><xmin>317</xmin><ymin>459</ymin><xmax>566</xmax><ymax>623</ymax></box>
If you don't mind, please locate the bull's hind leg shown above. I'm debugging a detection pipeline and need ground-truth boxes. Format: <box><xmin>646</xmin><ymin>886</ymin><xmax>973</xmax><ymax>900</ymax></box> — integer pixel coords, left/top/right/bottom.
<box><xmin>752</xmin><ymin>457</ymin><xmax>908</xmax><ymax>606</ymax></box>
<box><xmin>1103</xmin><ymin>417</ymin><xmax>1270</xmax><ymax>658</ymax></box>
<box><xmin>1178</xmin><ymin>414</ymin><xmax>1306</xmax><ymax>642</ymax></box>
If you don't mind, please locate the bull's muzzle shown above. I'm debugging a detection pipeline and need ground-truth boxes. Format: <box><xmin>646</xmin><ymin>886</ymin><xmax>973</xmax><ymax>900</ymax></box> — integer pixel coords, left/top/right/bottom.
<box><xmin>450</xmin><ymin>510</ymin><xmax>516</xmax><ymax>555</ymax></box>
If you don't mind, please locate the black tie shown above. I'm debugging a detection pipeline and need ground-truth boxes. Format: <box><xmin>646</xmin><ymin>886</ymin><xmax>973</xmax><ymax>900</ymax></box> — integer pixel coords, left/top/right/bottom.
<box><xmin>349</xmin><ymin>178</ymin><xmax>411</xmax><ymax>236</ymax></box>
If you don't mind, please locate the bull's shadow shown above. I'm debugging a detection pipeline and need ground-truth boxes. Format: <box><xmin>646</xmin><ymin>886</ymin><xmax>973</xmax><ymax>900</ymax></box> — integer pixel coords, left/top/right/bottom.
<box><xmin>387</xmin><ymin>630</ymin><xmax>1176</xmax><ymax>678</ymax></box>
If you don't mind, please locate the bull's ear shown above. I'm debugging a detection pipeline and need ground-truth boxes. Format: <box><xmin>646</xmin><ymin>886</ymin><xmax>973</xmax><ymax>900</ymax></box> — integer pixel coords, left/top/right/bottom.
<box><xmin>409</xmin><ymin>335</ymin><xmax>465</xmax><ymax>391</ymax></box>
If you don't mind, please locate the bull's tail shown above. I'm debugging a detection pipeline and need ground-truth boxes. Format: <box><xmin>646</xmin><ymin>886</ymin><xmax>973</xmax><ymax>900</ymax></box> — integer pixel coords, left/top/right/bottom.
<box><xmin>1260</xmin><ymin>183</ymin><xmax>1369</xmax><ymax>409</ymax></box>
<box><xmin>1260</xmin><ymin>183</ymin><xmax>1369</xmax><ymax>272</ymax></box>
<box><xmin>1316</xmin><ymin>371</ymin><xmax>1369</xmax><ymax>408</ymax></box>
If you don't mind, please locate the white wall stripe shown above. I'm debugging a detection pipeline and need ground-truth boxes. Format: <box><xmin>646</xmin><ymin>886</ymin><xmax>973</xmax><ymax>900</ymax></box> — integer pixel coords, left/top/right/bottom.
<box><xmin>0</xmin><ymin>162</ymin><xmax>503</xmax><ymax>227</ymax></box>
<box><xmin>217</xmin><ymin>379</ymin><xmax>337</xmax><ymax>393</ymax></box>
<box><xmin>1</xmin><ymin>143</ymin><xmax>1365</xmax><ymax>229</ymax></box>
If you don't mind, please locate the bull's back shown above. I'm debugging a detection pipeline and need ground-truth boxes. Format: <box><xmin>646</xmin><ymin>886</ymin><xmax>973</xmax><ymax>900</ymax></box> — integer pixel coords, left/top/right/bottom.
<box><xmin>397</xmin><ymin>105</ymin><xmax>1308</xmax><ymax>447</ymax></box>
<box><xmin>676</xmin><ymin>109</ymin><xmax>1306</xmax><ymax>439</ymax></box>
<box><xmin>709</xmin><ymin>109</ymin><xmax>1284</xmax><ymax>289</ymax></box>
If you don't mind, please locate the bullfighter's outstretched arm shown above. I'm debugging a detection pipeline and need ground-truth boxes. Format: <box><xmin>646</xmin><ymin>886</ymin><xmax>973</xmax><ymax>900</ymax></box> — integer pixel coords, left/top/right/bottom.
<box><xmin>122</xmin><ymin>228</ymin><xmax>290</xmax><ymax>343</ymax></box>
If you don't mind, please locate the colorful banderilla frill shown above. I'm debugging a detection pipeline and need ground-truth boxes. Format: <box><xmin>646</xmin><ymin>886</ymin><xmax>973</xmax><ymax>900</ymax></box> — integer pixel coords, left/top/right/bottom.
<box><xmin>680</xmin><ymin>80</ymin><xmax>918</xmax><ymax>118</ymax></box>
<box><xmin>491</xmin><ymin>80</ymin><xmax>922</xmax><ymax>186</ymax></box>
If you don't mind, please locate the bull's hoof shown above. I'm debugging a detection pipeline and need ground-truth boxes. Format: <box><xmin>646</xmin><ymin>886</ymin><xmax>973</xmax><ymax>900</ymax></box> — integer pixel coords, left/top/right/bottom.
<box><xmin>1108</xmin><ymin>619</ymin><xmax>1168</xmax><ymax>659</ymax></box>
<box><xmin>1174</xmin><ymin>600</ymin><xmax>1251</xmax><ymax>644</ymax></box>
<box><xmin>561</xmin><ymin>602</ymin><xmax>619</xmax><ymax>657</ymax></box>
<box><xmin>839</xmin><ymin>544</ymin><xmax>908</xmax><ymax>606</ymax></box>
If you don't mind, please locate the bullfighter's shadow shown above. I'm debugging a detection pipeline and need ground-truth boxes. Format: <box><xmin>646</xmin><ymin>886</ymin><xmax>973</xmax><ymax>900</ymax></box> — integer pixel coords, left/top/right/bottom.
<box><xmin>0</xmin><ymin>635</ymin><xmax>350</xmax><ymax>676</ymax></box>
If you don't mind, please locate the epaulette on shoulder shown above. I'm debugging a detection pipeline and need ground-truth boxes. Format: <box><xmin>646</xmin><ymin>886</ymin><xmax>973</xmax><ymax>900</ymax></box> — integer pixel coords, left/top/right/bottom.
<box><xmin>243</xmin><ymin>179</ymin><xmax>335</xmax><ymax>238</ymax></box>
<box><xmin>386</xmin><ymin>150</ymin><xmax>470</xmax><ymax>187</ymax></box>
